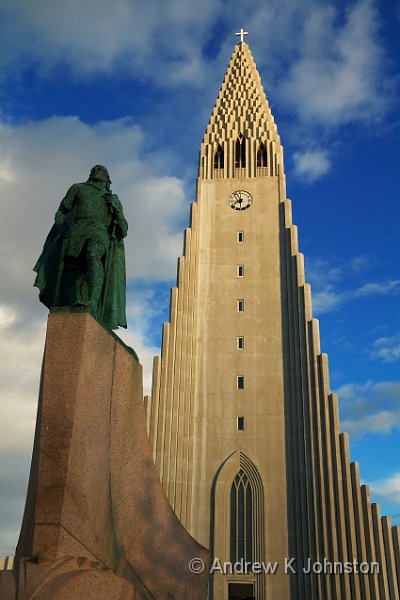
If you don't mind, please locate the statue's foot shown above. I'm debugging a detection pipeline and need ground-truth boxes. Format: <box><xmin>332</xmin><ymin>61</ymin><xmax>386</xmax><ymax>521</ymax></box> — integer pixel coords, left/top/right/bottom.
<box><xmin>74</xmin><ymin>301</ymin><xmax>98</xmax><ymax>318</ymax></box>
<box><xmin>85</xmin><ymin>301</ymin><xmax>98</xmax><ymax>318</ymax></box>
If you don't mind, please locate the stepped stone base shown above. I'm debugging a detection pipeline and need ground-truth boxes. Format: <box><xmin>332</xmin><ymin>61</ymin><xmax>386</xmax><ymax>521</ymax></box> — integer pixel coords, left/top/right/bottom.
<box><xmin>0</xmin><ymin>311</ymin><xmax>208</xmax><ymax>600</ymax></box>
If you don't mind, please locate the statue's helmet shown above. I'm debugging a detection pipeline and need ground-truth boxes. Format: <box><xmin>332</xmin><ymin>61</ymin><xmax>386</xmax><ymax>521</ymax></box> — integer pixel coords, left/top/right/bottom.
<box><xmin>88</xmin><ymin>165</ymin><xmax>111</xmax><ymax>184</ymax></box>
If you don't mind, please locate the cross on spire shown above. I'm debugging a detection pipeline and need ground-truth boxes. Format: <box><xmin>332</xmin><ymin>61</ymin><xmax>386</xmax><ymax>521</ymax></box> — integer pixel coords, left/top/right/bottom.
<box><xmin>236</xmin><ymin>28</ymin><xmax>248</xmax><ymax>44</ymax></box>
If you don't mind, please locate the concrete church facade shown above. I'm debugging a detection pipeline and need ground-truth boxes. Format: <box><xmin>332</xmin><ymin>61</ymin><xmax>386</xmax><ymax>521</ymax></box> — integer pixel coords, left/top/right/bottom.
<box><xmin>147</xmin><ymin>39</ymin><xmax>400</xmax><ymax>599</ymax></box>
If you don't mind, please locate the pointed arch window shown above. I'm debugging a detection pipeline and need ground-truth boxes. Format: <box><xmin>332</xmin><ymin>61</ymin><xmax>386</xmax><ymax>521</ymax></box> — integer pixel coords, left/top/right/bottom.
<box><xmin>256</xmin><ymin>142</ymin><xmax>268</xmax><ymax>167</ymax></box>
<box><xmin>230</xmin><ymin>469</ymin><xmax>253</xmax><ymax>564</ymax></box>
<box><xmin>214</xmin><ymin>144</ymin><xmax>224</xmax><ymax>169</ymax></box>
<box><xmin>235</xmin><ymin>135</ymin><xmax>246</xmax><ymax>168</ymax></box>
<box><xmin>212</xmin><ymin>452</ymin><xmax>264</xmax><ymax>593</ymax></box>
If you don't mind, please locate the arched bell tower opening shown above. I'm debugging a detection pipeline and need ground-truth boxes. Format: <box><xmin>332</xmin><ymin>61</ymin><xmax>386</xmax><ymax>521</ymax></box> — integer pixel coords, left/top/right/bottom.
<box><xmin>214</xmin><ymin>144</ymin><xmax>225</xmax><ymax>170</ymax></box>
<box><xmin>211</xmin><ymin>452</ymin><xmax>265</xmax><ymax>600</ymax></box>
<box><xmin>256</xmin><ymin>143</ymin><xmax>267</xmax><ymax>168</ymax></box>
<box><xmin>235</xmin><ymin>135</ymin><xmax>246</xmax><ymax>167</ymax></box>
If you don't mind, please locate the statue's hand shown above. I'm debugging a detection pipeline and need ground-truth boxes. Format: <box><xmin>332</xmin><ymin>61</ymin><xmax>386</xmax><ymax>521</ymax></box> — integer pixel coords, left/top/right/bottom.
<box><xmin>105</xmin><ymin>193</ymin><xmax>121</xmax><ymax>213</ymax></box>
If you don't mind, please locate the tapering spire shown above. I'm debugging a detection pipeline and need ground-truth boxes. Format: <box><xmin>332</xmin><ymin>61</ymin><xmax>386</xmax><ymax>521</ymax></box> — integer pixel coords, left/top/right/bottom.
<box><xmin>199</xmin><ymin>41</ymin><xmax>284</xmax><ymax>179</ymax></box>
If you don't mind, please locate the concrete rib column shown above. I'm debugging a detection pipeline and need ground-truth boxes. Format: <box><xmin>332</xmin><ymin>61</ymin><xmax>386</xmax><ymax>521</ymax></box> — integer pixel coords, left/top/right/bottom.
<box><xmin>166</xmin><ymin>259</ymin><xmax>185</xmax><ymax>501</ymax></box>
<box><xmin>382</xmin><ymin>517</ymin><xmax>400</xmax><ymax>599</ymax></box>
<box><xmin>296</xmin><ymin>256</ymin><xmax>319</xmax><ymax>600</ymax></box>
<box><xmin>148</xmin><ymin>355</ymin><xmax>161</xmax><ymax>453</ymax></box>
<box><xmin>294</xmin><ymin>235</ymin><xmax>315</xmax><ymax>600</ymax></box>
<box><xmin>173</xmin><ymin>231</ymin><xmax>191</xmax><ymax>515</ymax></box>
<box><xmin>175</xmin><ymin>227</ymin><xmax>194</xmax><ymax>516</ymax></box>
<box><xmin>282</xmin><ymin>224</ymin><xmax>303</xmax><ymax>600</ymax></box>
<box><xmin>392</xmin><ymin>527</ymin><xmax>400</xmax><ymax>594</ymax></box>
<box><xmin>340</xmin><ymin>434</ymin><xmax>362</xmax><ymax>599</ymax></box>
<box><xmin>280</xmin><ymin>201</ymin><xmax>309</xmax><ymax>598</ymax></box>
<box><xmin>329</xmin><ymin>395</ymin><xmax>352</xmax><ymax>599</ymax></box>
<box><xmin>372</xmin><ymin>503</ymin><xmax>390</xmax><ymax>599</ymax></box>
<box><xmin>299</xmin><ymin>285</ymin><xmax>320</xmax><ymax>600</ymax></box>
<box><xmin>303</xmin><ymin>288</ymin><xmax>321</xmax><ymax>600</ymax></box>
<box><xmin>310</xmin><ymin>352</ymin><xmax>331</xmax><ymax>599</ymax></box>
<box><xmin>288</xmin><ymin>239</ymin><xmax>311</xmax><ymax>598</ymax></box>
<box><xmin>158</xmin><ymin>290</ymin><xmax>178</xmax><ymax>482</ymax></box>
<box><xmin>170</xmin><ymin>251</ymin><xmax>189</xmax><ymax>510</ymax></box>
<box><xmin>351</xmin><ymin>462</ymin><xmax>371</xmax><ymax>600</ymax></box>
<box><xmin>161</xmin><ymin>286</ymin><xmax>179</xmax><ymax>495</ymax></box>
<box><xmin>309</xmin><ymin>319</ymin><xmax>327</xmax><ymax>600</ymax></box>
<box><xmin>291</xmin><ymin>254</ymin><xmax>312</xmax><ymax>600</ymax></box>
<box><xmin>318</xmin><ymin>355</ymin><xmax>342</xmax><ymax>599</ymax></box>
<box><xmin>361</xmin><ymin>485</ymin><xmax>380</xmax><ymax>600</ymax></box>
<box><xmin>182</xmin><ymin>202</ymin><xmax>199</xmax><ymax>527</ymax></box>
<box><xmin>155</xmin><ymin>321</ymin><xmax>171</xmax><ymax>478</ymax></box>
<box><xmin>186</xmin><ymin>192</ymin><xmax>209</xmax><ymax>537</ymax></box>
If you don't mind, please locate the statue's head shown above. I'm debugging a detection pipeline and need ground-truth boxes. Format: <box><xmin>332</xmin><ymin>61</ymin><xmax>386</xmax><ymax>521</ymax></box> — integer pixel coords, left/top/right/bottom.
<box><xmin>88</xmin><ymin>165</ymin><xmax>111</xmax><ymax>185</ymax></box>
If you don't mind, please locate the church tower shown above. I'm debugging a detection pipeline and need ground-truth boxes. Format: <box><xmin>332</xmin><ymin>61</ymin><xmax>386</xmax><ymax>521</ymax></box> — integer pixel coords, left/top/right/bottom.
<box><xmin>147</xmin><ymin>37</ymin><xmax>400</xmax><ymax>600</ymax></box>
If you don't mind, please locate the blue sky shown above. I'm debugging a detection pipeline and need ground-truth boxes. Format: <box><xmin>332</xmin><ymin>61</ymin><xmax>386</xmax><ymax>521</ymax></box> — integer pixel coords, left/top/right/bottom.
<box><xmin>0</xmin><ymin>0</ymin><xmax>399</xmax><ymax>556</ymax></box>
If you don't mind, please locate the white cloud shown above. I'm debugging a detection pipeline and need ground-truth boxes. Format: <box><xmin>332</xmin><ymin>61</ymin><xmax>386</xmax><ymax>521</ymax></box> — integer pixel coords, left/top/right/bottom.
<box><xmin>337</xmin><ymin>380</ymin><xmax>400</xmax><ymax>437</ymax></box>
<box><xmin>293</xmin><ymin>150</ymin><xmax>331</xmax><ymax>182</ymax></box>
<box><xmin>305</xmin><ymin>258</ymin><xmax>342</xmax><ymax>288</ymax></box>
<box><xmin>372</xmin><ymin>333</ymin><xmax>400</xmax><ymax>363</ymax></box>
<box><xmin>278</xmin><ymin>0</ymin><xmax>387</xmax><ymax>126</ymax></box>
<box><xmin>354</xmin><ymin>280</ymin><xmax>400</xmax><ymax>298</ymax></box>
<box><xmin>0</xmin><ymin>0</ymin><xmax>222</xmax><ymax>86</ymax></box>
<box><xmin>304</xmin><ymin>256</ymin><xmax>400</xmax><ymax>315</ymax></box>
<box><xmin>312</xmin><ymin>288</ymin><xmax>343</xmax><ymax>314</ymax></box>
<box><xmin>342</xmin><ymin>410</ymin><xmax>399</xmax><ymax>436</ymax></box>
<box><xmin>369</xmin><ymin>473</ymin><xmax>400</xmax><ymax>505</ymax></box>
<box><xmin>350</xmin><ymin>255</ymin><xmax>371</xmax><ymax>274</ymax></box>
<box><xmin>0</xmin><ymin>305</ymin><xmax>17</xmax><ymax>329</ymax></box>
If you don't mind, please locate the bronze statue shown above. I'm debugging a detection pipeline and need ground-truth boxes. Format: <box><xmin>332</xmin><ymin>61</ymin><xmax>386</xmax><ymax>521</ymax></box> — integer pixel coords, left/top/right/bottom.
<box><xmin>34</xmin><ymin>165</ymin><xmax>128</xmax><ymax>330</ymax></box>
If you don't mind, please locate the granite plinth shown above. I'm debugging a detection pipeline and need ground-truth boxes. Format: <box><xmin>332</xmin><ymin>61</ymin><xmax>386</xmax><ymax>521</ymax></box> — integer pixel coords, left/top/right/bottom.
<box><xmin>2</xmin><ymin>311</ymin><xmax>208</xmax><ymax>600</ymax></box>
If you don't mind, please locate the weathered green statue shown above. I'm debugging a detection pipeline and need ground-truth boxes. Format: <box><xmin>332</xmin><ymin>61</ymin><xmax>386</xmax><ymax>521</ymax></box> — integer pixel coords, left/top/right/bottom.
<box><xmin>34</xmin><ymin>165</ymin><xmax>128</xmax><ymax>330</ymax></box>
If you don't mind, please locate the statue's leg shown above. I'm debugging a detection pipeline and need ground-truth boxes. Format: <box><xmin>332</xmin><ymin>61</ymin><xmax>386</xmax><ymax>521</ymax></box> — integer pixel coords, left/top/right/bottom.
<box><xmin>62</xmin><ymin>257</ymin><xmax>84</xmax><ymax>307</ymax></box>
<box><xmin>86</xmin><ymin>240</ymin><xmax>106</xmax><ymax>316</ymax></box>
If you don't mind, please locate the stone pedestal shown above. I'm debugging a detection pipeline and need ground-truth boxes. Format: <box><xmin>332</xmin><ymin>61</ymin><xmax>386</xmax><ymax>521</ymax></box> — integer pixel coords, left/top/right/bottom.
<box><xmin>3</xmin><ymin>311</ymin><xmax>208</xmax><ymax>599</ymax></box>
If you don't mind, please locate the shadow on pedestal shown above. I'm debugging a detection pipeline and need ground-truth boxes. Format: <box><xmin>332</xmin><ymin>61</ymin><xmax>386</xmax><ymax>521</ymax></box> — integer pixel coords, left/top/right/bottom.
<box><xmin>1</xmin><ymin>311</ymin><xmax>208</xmax><ymax>600</ymax></box>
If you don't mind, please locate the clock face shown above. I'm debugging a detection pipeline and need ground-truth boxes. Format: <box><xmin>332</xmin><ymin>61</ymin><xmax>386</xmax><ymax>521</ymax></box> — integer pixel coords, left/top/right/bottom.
<box><xmin>229</xmin><ymin>190</ymin><xmax>252</xmax><ymax>211</ymax></box>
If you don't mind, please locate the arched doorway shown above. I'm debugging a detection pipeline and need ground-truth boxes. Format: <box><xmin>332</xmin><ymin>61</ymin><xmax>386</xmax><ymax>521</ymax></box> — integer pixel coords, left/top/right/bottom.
<box><xmin>210</xmin><ymin>452</ymin><xmax>265</xmax><ymax>600</ymax></box>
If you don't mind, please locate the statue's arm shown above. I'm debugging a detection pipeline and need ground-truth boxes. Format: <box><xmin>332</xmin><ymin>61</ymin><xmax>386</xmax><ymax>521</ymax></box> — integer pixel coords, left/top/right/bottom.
<box><xmin>109</xmin><ymin>194</ymin><xmax>128</xmax><ymax>238</ymax></box>
<box><xmin>54</xmin><ymin>184</ymin><xmax>79</xmax><ymax>224</ymax></box>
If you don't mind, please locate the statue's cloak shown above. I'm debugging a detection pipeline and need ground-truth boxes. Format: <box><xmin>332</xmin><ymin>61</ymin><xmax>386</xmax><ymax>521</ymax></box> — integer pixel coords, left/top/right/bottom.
<box><xmin>33</xmin><ymin>221</ymin><xmax>127</xmax><ymax>331</ymax></box>
<box><xmin>98</xmin><ymin>235</ymin><xmax>127</xmax><ymax>330</ymax></box>
<box><xmin>33</xmin><ymin>223</ymin><xmax>66</xmax><ymax>309</ymax></box>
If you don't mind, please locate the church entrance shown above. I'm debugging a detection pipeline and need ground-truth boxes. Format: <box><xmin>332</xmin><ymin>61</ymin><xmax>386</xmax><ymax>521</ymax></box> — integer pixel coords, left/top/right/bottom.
<box><xmin>228</xmin><ymin>582</ymin><xmax>255</xmax><ymax>599</ymax></box>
